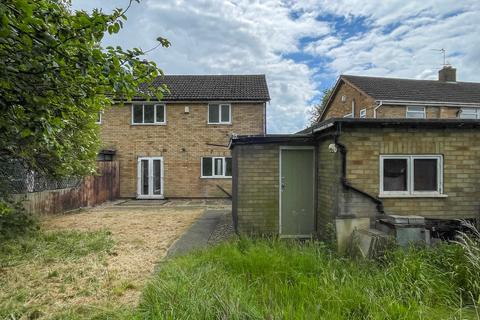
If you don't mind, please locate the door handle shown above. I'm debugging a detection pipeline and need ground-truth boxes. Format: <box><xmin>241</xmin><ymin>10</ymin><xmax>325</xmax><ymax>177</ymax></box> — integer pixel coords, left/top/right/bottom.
<box><xmin>281</xmin><ymin>177</ymin><xmax>286</xmax><ymax>191</ymax></box>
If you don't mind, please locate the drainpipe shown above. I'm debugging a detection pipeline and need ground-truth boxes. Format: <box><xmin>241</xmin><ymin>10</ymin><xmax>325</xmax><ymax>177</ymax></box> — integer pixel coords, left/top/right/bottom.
<box><xmin>334</xmin><ymin>133</ymin><xmax>385</xmax><ymax>215</ymax></box>
<box><xmin>373</xmin><ymin>101</ymin><xmax>383</xmax><ymax>118</ymax></box>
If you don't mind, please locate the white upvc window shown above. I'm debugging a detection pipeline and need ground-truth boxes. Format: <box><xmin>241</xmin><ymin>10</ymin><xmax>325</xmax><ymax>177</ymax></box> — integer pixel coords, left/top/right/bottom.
<box><xmin>132</xmin><ymin>104</ymin><xmax>166</xmax><ymax>125</ymax></box>
<box><xmin>360</xmin><ymin>108</ymin><xmax>367</xmax><ymax>118</ymax></box>
<box><xmin>406</xmin><ymin>106</ymin><xmax>426</xmax><ymax>119</ymax></box>
<box><xmin>379</xmin><ymin>155</ymin><xmax>444</xmax><ymax>197</ymax></box>
<box><xmin>208</xmin><ymin>103</ymin><xmax>231</xmax><ymax>124</ymax></box>
<box><xmin>96</xmin><ymin>111</ymin><xmax>102</xmax><ymax>124</ymax></box>
<box><xmin>201</xmin><ymin>157</ymin><xmax>232</xmax><ymax>178</ymax></box>
<box><xmin>459</xmin><ymin>107</ymin><xmax>480</xmax><ymax>119</ymax></box>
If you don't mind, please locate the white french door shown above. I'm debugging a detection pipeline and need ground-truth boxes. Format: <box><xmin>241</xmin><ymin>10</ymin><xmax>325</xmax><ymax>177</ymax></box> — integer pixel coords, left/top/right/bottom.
<box><xmin>137</xmin><ymin>157</ymin><xmax>164</xmax><ymax>199</ymax></box>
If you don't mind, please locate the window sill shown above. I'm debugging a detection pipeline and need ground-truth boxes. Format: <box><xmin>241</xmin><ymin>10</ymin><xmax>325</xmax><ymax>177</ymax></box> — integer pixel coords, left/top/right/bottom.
<box><xmin>131</xmin><ymin>123</ymin><xmax>167</xmax><ymax>126</ymax></box>
<box><xmin>207</xmin><ymin>123</ymin><xmax>232</xmax><ymax>125</ymax></box>
<box><xmin>200</xmin><ymin>176</ymin><xmax>232</xmax><ymax>179</ymax></box>
<box><xmin>379</xmin><ymin>193</ymin><xmax>448</xmax><ymax>198</ymax></box>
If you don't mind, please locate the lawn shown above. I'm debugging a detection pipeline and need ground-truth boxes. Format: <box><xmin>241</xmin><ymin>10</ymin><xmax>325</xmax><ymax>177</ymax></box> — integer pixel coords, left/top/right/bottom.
<box><xmin>139</xmin><ymin>239</ymin><xmax>480</xmax><ymax>320</ymax></box>
<box><xmin>0</xmin><ymin>204</ymin><xmax>202</xmax><ymax>319</ymax></box>
<box><xmin>2</xmin><ymin>223</ymin><xmax>480</xmax><ymax>319</ymax></box>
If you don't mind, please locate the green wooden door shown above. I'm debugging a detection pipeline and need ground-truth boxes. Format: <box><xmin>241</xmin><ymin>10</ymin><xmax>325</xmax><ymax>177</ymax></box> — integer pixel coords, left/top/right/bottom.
<box><xmin>280</xmin><ymin>148</ymin><xmax>315</xmax><ymax>237</ymax></box>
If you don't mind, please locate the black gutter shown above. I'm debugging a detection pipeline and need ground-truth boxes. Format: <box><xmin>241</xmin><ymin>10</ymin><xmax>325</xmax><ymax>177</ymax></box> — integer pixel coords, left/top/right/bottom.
<box><xmin>333</xmin><ymin>131</ymin><xmax>385</xmax><ymax>215</ymax></box>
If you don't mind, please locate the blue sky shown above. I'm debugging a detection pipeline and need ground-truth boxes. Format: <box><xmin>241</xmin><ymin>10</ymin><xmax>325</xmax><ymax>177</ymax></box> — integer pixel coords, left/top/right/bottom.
<box><xmin>73</xmin><ymin>0</ymin><xmax>480</xmax><ymax>133</ymax></box>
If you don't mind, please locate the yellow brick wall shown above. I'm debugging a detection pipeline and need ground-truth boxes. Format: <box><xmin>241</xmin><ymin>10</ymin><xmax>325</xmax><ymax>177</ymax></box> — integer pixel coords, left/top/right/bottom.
<box><xmin>339</xmin><ymin>127</ymin><xmax>480</xmax><ymax>219</ymax></box>
<box><xmin>323</xmin><ymin>82</ymin><xmax>376</xmax><ymax>120</ymax></box>
<box><xmin>323</xmin><ymin>81</ymin><xmax>465</xmax><ymax>120</ymax></box>
<box><xmin>233</xmin><ymin>144</ymin><xmax>279</xmax><ymax>234</ymax></box>
<box><xmin>100</xmin><ymin>102</ymin><xmax>265</xmax><ymax>198</ymax></box>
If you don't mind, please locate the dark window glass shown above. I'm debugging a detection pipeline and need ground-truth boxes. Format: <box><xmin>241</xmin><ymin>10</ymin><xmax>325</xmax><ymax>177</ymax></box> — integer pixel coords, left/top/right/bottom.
<box><xmin>156</xmin><ymin>105</ymin><xmax>165</xmax><ymax>123</ymax></box>
<box><xmin>383</xmin><ymin>159</ymin><xmax>407</xmax><ymax>191</ymax></box>
<box><xmin>221</xmin><ymin>104</ymin><xmax>230</xmax><ymax>122</ymax></box>
<box><xmin>141</xmin><ymin>159</ymin><xmax>149</xmax><ymax>195</ymax></box>
<box><xmin>209</xmin><ymin>104</ymin><xmax>219</xmax><ymax>123</ymax></box>
<box><xmin>133</xmin><ymin>105</ymin><xmax>143</xmax><ymax>123</ymax></box>
<box><xmin>225</xmin><ymin>158</ymin><xmax>232</xmax><ymax>177</ymax></box>
<box><xmin>144</xmin><ymin>104</ymin><xmax>154</xmax><ymax>123</ymax></box>
<box><xmin>414</xmin><ymin>159</ymin><xmax>438</xmax><ymax>191</ymax></box>
<box><xmin>153</xmin><ymin>159</ymin><xmax>162</xmax><ymax>195</ymax></box>
<box><xmin>96</xmin><ymin>112</ymin><xmax>102</xmax><ymax>123</ymax></box>
<box><xmin>202</xmin><ymin>157</ymin><xmax>212</xmax><ymax>176</ymax></box>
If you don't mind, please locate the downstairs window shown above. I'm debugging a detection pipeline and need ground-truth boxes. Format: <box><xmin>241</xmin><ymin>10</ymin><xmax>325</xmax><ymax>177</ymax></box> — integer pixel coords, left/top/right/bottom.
<box><xmin>380</xmin><ymin>155</ymin><xmax>443</xmax><ymax>196</ymax></box>
<box><xmin>201</xmin><ymin>157</ymin><xmax>232</xmax><ymax>178</ymax></box>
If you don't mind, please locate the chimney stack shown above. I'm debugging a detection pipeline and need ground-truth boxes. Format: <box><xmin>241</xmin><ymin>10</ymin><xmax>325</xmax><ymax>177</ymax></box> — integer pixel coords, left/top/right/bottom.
<box><xmin>438</xmin><ymin>65</ymin><xmax>456</xmax><ymax>82</ymax></box>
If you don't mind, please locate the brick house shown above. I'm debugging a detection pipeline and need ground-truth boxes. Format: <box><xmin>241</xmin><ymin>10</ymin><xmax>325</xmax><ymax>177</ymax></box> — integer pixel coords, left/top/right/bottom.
<box><xmin>230</xmin><ymin>68</ymin><xmax>480</xmax><ymax>246</ymax></box>
<box><xmin>99</xmin><ymin>75</ymin><xmax>270</xmax><ymax>199</ymax></box>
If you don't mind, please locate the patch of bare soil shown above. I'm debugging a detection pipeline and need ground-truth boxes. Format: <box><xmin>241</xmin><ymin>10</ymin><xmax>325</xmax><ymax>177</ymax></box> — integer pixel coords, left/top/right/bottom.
<box><xmin>3</xmin><ymin>204</ymin><xmax>202</xmax><ymax>317</ymax></box>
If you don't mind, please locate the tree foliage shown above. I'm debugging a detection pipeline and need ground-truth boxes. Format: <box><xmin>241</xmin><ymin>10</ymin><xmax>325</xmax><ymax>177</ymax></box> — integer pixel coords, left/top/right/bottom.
<box><xmin>308</xmin><ymin>87</ymin><xmax>333</xmax><ymax>126</ymax></box>
<box><xmin>0</xmin><ymin>0</ymin><xmax>169</xmax><ymax>178</ymax></box>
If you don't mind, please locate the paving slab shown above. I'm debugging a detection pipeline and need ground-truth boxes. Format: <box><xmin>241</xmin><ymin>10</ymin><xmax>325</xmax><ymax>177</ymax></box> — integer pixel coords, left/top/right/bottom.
<box><xmin>167</xmin><ymin>209</ymin><xmax>230</xmax><ymax>257</ymax></box>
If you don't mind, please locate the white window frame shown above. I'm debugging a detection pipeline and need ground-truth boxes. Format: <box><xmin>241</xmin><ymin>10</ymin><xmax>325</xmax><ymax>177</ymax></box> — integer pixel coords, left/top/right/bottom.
<box><xmin>406</xmin><ymin>106</ymin><xmax>426</xmax><ymax>119</ymax></box>
<box><xmin>95</xmin><ymin>111</ymin><xmax>102</xmax><ymax>124</ymax></box>
<box><xmin>131</xmin><ymin>103</ymin><xmax>166</xmax><ymax>125</ymax></box>
<box><xmin>360</xmin><ymin>108</ymin><xmax>366</xmax><ymax>118</ymax></box>
<box><xmin>379</xmin><ymin>155</ymin><xmax>444</xmax><ymax>198</ymax></box>
<box><xmin>208</xmin><ymin>103</ymin><xmax>231</xmax><ymax>124</ymax></box>
<box><xmin>459</xmin><ymin>107</ymin><xmax>480</xmax><ymax>119</ymax></box>
<box><xmin>201</xmin><ymin>156</ymin><xmax>232</xmax><ymax>178</ymax></box>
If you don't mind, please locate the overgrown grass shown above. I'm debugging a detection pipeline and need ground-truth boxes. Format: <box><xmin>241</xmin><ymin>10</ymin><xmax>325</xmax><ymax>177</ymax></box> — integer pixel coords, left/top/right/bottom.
<box><xmin>139</xmin><ymin>238</ymin><xmax>480</xmax><ymax>319</ymax></box>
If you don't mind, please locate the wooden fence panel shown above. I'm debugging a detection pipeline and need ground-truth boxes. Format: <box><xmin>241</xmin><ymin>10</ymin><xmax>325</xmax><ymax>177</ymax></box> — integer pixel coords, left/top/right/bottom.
<box><xmin>17</xmin><ymin>161</ymin><xmax>120</xmax><ymax>216</ymax></box>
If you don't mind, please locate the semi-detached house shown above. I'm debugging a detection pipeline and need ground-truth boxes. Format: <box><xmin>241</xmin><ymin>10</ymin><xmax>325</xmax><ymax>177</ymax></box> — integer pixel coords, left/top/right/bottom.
<box><xmin>98</xmin><ymin>75</ymin><xmax>270</xmax><ymax>199</ymax></box>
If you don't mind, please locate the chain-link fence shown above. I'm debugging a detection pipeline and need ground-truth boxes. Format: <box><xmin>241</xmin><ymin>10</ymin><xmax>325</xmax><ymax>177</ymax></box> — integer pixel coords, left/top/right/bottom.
<box><xmin>0</xmin><ymin>159</ymin><xmax>82</xmax><ymax>194</ymax></box>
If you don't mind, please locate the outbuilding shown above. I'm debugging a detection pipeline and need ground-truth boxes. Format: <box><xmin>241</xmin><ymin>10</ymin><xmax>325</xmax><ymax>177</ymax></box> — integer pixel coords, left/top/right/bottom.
<box><xmin>230</xmin><ymin>118</ymin><xmax>480</xmax><ymax>247</ymax></box>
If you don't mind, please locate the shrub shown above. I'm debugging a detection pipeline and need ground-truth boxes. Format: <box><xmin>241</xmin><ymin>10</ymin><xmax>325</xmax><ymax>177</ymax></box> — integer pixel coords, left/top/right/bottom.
<box><xmin>0</xmin><ymin>197</ymin><xmax>38</xmax><ymax>240</ymax></box>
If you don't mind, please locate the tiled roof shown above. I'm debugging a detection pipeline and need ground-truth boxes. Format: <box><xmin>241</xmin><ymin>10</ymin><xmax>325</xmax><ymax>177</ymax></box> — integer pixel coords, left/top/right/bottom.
<box><xmin>343</xmin><ymin>75</ymin><xmax>480</xmax><ymax>104</ymax></box>
<box><xmin>139</xmin><ymin>75</ymin><xmax>270</xmax><ymax>102</ymax></box>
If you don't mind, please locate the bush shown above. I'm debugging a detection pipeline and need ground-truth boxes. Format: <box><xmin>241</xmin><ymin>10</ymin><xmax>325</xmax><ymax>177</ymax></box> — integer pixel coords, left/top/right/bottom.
<box><xmin>0</xmin><ymin>197</ymin><xmax>38</xmax><ymax>240</ymax></box>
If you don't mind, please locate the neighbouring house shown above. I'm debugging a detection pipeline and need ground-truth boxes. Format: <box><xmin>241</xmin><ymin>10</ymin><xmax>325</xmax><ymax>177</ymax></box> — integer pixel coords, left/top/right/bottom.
<box><xmin>99</xmin><ymin>75</ymin><xmax>270</xmax><ymax>199</ymax></box>
<box><xmin>321</xmin><ymin>66</ymin><xmax>480</xmax><ymax>120</ymax></box>
<box><xmin>230</xmin><ymin>67</ymin><xmax>480</xmax><ymax>247</ymax></box>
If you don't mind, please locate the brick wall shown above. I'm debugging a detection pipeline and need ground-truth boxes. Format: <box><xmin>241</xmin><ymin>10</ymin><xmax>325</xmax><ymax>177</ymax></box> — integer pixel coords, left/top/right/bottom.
<box><xmin>338</xmin><ymin>127</ymin><xmax>480</xmax><ymax>219</ymax></box>
<box><xmin>323</xmin><ymin>82</ymin><xmax>376</xmax><ymax>120</ymax></box>
<box><xmin>100</xmin><ymin>102</ymin><xmax>264</xmax><ymax>198</ymax></box>
<box><xmin>376</xmin><ymin>105</ymin><xmax>462</xmax><ymax>118</ymax></box>
<box><xmin>323</xmin><ymin>81</ymin><xmax>465</xmax><ymax>120</ymax></box>
<box><xmin>233</xmin><ymin>144</ymin><xmax>279</xmax><ymax>234</ymax></box>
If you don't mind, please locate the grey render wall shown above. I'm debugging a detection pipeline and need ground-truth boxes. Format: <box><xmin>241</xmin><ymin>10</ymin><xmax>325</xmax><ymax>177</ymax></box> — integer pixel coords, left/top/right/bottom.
<box><xmin>233</xmin><ymin>144</ymin><xmax>279</xmax><ymax>234</ymax></box>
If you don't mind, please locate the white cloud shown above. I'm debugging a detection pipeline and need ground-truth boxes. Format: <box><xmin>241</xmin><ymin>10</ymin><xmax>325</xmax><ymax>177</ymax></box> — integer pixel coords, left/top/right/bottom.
<box><xmin>73</xmin><ymin>0</ymin><xmax>480</xmax><ymax>132</ymax></box>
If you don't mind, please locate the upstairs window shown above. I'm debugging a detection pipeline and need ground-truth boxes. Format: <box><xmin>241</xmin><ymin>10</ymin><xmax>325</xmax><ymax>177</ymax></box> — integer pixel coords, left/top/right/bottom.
<box><xmin>132</xmin><ymin>104</ymin><xmax>166</xmax><ymax>124</ymax></box>
<box><xmin>459</xmin><ymin>108</ymin><xmax>480</xmax><ymax>119</ymax></box>
<box><xmin>380</xmin><ymin>155</ymin><xmax>443</xmax><ymax>196</ymax></box>
<box><xmin>201</xmin><ymin>157</ymin><xmax>232</xmax><ymax>178</ymax></box>
<box><xmin>208</xmin><ymin>104</ymin><xmax>231</xmax><ymax>124</ymax></box>
<box><xmin>406</xmin><ymin>106</ymin><xmax>426</xmax><ymax>119</ymax></box>
<box><xmin>359</xmin><ymin>108</ymin><xmax>367</xmax><ymax>118</ymax></box>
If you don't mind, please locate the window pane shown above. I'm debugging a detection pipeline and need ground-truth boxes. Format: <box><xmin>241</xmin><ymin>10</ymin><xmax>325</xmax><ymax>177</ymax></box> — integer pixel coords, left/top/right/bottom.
<box><xmin>209</xmin><ymin>104</ymin><xmax>219</xmax><ymax>123</ymax></box>
<box><xmin>221</xmin><ymin>104</ymin><xmax>230</xmax><ymax>122</ymax></box>
<box><xmin>225</xmin><ymin>158</ymin><xmax>232</xmax><ymax>177</ymax></box>
<box><xmin>459</xmin><ymin>108</ymin><xmax>478</xmax><ymax>119</ymax></box>
<box><xmin>202</xmin><ymin>157</ymin><xmax>212</xmax><ymax>176</ymax></box>
<box><xmin>406</xmin><ymin>107</ymin><xmax>425</xmax><ymax>119</ymax></box>
<box><xmin>214</xmin><ymin>158</ymin><xmax>223</xmax><ymax>176</ymax></box>
<box><xmin>414</xmin><ymin>159</ymin><xmax>438</xmax><ymax>191</ymax></box>
<box><xmin>144</xmin><ymin>104</ymin><xmax>154</xmax><ymax>123</ymax></box>
<box><xmin>383</xmin><ymin>159</ymin><xmax>407</xmax><ymax>191</ymax></box>
<box><xmin>96</xmin><ymin>112</ymin><xmax>102</xmax><ymax>123</ymax></box>
<box><xmin>153</xmin><ymin>159</ymin><xmax>162</xmax><ymax>195</ymax></box>
<box><xmin>141</xmin><ymin>160</ymin><xmax>149</xmax><ymax>195</ymax></box>
<box><xmin>133</xmin><ymin>105</ymin><xmax>143</xmax><ymax>123</ymax></box>
<box><xmin>156</xmin><ymin>105</ymin><xmax>165</xmax><ymax>123</ymax></box>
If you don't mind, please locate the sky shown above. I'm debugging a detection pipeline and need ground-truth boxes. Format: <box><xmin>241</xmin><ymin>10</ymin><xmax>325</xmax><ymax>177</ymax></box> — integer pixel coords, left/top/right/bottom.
<box><xmin>72</xmin><ymin>0</ymin><xmax>480</xmax><ymax>133</ymax></box>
